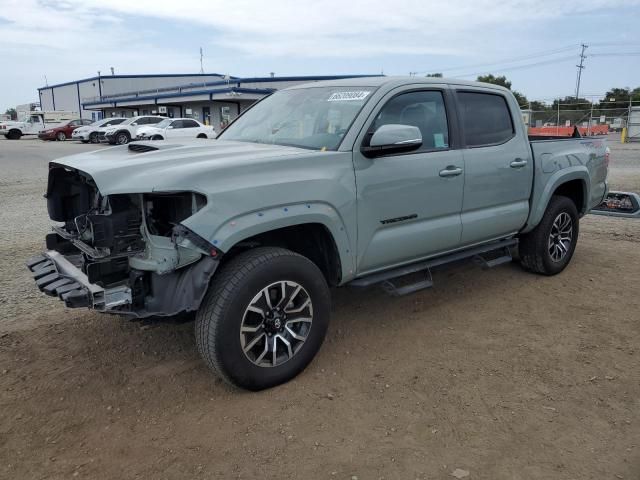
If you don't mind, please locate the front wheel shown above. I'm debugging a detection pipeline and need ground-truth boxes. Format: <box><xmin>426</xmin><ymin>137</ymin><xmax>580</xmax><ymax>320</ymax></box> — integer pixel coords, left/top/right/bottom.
<box><xmin>519</xmin><ymin>195</ymin><xmax>579</xmax><ymax>275</ymax></box>
<box><xmin>89</xmin><ymin>132</ymin><xmax>99</xmax><ymax>143</ymax></box>
<box><xmin>56</xmin><ymin>131</ymin><xmax>66</xmax><ymax>141</ymax></box>
<box><xmin>195</xmin><ymin>247</ymin><xmax>331</xmax><ymax>390</ymax></box>
<box><xmin>115</xmin><ymin>131</ymin><xmax>130</xmax><ymax>145</ymax></box>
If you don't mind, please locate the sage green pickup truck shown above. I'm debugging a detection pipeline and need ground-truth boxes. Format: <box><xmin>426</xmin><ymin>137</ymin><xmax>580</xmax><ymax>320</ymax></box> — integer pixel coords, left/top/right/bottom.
<box><xmin>28</xmin><ymin>77</ymin><xmax>609</xmax><ymax>390</ymax></box>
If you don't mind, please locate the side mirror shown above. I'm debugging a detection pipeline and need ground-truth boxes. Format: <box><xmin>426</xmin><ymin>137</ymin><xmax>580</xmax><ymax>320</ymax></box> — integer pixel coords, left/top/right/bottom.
<box><xmin>167</xmin><ymin>126</ymin><xmax>174</xmax><ymax>129</ymax></box>
<box><xmin>131</xmin><ymin>122</ymin><xmax>138</xmax><ymax>126</ymax></box>
<box><xmin>361</xmin><ymin>124</ymin><xmax>422</xmax><ymax>158</ymax></box>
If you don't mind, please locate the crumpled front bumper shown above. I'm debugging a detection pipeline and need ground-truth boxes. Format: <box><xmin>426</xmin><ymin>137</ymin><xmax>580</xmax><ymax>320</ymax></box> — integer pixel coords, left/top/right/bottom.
<box><xmin>26</xmin><ymin>251</ymin><xmax>131</xmax><ymax>310</ymax></box>
<box><xmin>26</xmin><ymin>249</ymin><xmax>220</xmax><ymax>317</ymax></box>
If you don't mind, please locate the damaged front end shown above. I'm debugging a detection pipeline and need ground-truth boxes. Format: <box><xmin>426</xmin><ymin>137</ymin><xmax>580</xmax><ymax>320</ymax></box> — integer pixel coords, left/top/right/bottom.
<box><xmin>26</xmin><ymin>164</ymin><xmax>220</xmax><ymax>317</ymax></box>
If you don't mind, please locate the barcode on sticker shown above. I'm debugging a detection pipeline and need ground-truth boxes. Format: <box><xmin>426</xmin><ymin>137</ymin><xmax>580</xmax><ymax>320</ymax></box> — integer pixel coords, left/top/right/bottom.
<box><xmin>327</xmin><ymin>91</ymin><xmax>370</xmax><ymax>102</ymax></box>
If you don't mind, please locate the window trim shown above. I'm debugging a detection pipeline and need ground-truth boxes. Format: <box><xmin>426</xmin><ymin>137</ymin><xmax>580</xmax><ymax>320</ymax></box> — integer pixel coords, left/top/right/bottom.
<box><xmin>453</xmin><ymin>89</ymin><xmax>516</xmax><ymax>149</ymax></box>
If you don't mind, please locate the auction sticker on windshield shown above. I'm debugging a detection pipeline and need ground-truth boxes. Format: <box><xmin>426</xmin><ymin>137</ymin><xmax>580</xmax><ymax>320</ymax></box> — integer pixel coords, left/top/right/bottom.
<box><xmin>327</xmin><ymin>91</ymin><xmax>371</xmax><ymax>102</ymax></box>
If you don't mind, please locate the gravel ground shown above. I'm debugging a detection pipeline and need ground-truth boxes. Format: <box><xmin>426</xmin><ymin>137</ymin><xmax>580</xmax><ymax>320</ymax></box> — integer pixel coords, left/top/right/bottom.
<box><xmin>0</xmin><ymin>134</ymin><xmax>639</xmax><ymax>479</ymax></box>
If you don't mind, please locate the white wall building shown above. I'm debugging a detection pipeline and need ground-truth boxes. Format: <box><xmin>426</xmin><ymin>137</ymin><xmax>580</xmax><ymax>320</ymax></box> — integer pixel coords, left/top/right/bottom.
<box><xmin>38</xmin><ymin>73</ymin><xmax>376</xmax><ymax>128</ymax></box>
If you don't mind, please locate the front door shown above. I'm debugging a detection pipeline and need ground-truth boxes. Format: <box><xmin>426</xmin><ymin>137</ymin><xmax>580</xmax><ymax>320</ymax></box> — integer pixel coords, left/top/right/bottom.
<box><xmin>454</xmin><ymin>90</ymin><xmax>533</xmax><ymax>246</ymax></box>
<box><xmin>353</xmin><ymin>88</ymin><xmax>465</xmax><ymax>274</ymax></box>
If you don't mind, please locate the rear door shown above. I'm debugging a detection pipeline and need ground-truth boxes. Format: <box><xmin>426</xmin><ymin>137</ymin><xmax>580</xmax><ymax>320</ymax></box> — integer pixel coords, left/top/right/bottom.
<box><xmin>454</xmin><ymin>89</ymin><xmax>533</xmax><ymax>245</ymax></box>
<box><xmin>353</xmin><ymin>87</ymin><xmax>465</xmax><ymax>274</ymax></box>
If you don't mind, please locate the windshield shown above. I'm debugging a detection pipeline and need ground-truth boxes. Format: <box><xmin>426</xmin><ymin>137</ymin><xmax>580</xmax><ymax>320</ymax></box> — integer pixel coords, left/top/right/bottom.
<box><xmin>219</xmin><ymin>86</ymin><xmax>375</xmax><ymax>150</ymax></box>
<box><xmin>155</xmin><ymin>119</ymin><xmax>172</xmax><ymax>128</ymax></box>
<box><xmin>94</xmin><ymin>118</ymin><xmax>125</xmax><ymax>127</ymax></box>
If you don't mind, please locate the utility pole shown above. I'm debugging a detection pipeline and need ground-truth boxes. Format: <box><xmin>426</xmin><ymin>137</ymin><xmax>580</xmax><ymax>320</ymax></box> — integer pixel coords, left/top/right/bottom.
<box><xmin>575</xmin><ymin>43</ymin><xmax>588</xmax><ymax>99</ymax></box>
<box><xmin>199</xmin><ymin>47</ymin><xmax>204</xmax><ymax>74</ymax></box>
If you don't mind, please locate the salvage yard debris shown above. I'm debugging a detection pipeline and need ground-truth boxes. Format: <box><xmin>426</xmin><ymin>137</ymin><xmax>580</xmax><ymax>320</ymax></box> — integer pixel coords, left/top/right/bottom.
<box><xmin>591</xmin><ymin>191</ymin><xmax>640</xmax><ymax>218</ymax></box>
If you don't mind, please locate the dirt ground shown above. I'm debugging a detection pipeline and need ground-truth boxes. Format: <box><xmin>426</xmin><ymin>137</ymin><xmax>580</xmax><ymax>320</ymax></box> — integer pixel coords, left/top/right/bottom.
<box><xmin>1</xmin><ymin>135</ymin><xmax>639</xmax><ymax>480</ymax></box>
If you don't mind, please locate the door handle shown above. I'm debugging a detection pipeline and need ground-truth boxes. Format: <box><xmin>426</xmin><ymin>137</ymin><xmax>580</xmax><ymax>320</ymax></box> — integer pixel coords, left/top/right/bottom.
<box><xmin>439</xmin><ymin>166</ymin><xmax>463</xmax><ymax>178</ymax></box>
<box><xmin>510</xmin><ymin>158</ymin><xmax>528</xmax><ymax>168</ymax></box>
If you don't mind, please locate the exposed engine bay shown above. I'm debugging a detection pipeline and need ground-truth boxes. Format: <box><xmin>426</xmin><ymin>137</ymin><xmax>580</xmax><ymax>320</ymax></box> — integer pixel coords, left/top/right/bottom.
<box><xmin>28</xmin><ymin>164</ymin><xmax>219</xmax><ymax>317</ymax></box>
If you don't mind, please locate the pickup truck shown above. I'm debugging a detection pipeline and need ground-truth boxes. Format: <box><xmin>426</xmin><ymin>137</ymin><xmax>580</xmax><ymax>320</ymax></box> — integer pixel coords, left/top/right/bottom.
<box><xmin>1</xmin><ymin>111</ymin><xmax>79</xmax><ymax>140</ymax></box>
<box><xmin>27</xmin><ymin>77</ymin><xmax>609</xmax><ymax>390</ymax></box>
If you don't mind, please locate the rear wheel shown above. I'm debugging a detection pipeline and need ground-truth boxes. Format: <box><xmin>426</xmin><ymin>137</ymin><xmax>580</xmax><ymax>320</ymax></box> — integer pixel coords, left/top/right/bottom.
<box><xmin>197</xmin><ymin>133</ymin><xmax>207</xmax><ymax>139</ymax></box>
<box><xmin>56</xmin><ymin>131</ymin><xmax>66</xmax><ymax>141</ymax></box>
<box><xmin>519</xmin><ymin>195</ymin><xmax>579</xmax><ymax>275</ymax></box>
<box><xmin>115</xmin><ymin>131</ymin><xmax>130</xmax><ymax>145</ymax></box>
<box><xmin>195</xmin><ymin>247</ymin><xmax>330</xmax><ymax>390</ymax></box>
<box><xmin>7</xmin><ymin>130</ymin><xmax>21</xmax><ymax>140</ymax></box>
<box><xmin>151</xmin><ymin>135</ymin><xmax>163</xmax><ymax>141</ymax></box>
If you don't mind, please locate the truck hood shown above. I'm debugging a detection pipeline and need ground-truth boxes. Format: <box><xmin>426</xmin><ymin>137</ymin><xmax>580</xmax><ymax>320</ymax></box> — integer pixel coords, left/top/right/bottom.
<box><xmin>51</xmin><ymin>139</ymin><xmax>314</xmax><ymax>195</ymax></box>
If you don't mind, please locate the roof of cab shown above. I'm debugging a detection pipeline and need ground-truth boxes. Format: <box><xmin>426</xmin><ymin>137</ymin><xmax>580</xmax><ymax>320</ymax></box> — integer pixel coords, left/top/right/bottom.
<box><xmin>286</xmin><ymin>75</ymin><xmax>512</xmax><ymax>93</ymax></box>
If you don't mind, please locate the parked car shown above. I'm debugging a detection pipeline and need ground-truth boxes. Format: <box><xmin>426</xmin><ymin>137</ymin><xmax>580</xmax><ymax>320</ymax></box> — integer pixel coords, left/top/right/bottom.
<box><xmin>38</xmin><ymin>119</ymin><xmax>93</xmax><ymax>141</ymax></box>
<box><xmin>135</xmin><ymin>118</ymin><xmax>216</xmax><ymax>140</ymax></box>
<box><xmin>72</xmin><ymin>117</ymin><xmax>126</xmax><ymax>143</ymax></box>
<box><xmin>101</xmin><ymin>116</ymin><xmax>165</xmax><ymax>145</ymax></box>
<box><xmin>1</xmin><ymin>111</ymin><xmax>79</xmax><ymax>140</ymax></box>
<box><xmin>27</xmin><ymin>77</ymin><xmax>609</xmax><ymax>390</ymax></box>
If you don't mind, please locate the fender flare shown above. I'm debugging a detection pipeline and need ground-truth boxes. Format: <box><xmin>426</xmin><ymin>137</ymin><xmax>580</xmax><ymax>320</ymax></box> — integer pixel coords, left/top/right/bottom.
<box><xmin>524</xmin><ymin>167</ymin><xmax>590</xmax><ymax>233</ymax></box>
<box><xmin>203</xmin><ymin>202</ymin><xmax>356</xmax><ymax>281</ymax></box>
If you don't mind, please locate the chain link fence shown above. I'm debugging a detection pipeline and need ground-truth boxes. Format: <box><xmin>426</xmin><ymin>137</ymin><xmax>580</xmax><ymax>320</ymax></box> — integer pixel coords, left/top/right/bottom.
<box><xmin>522</xmin><ymin>100</ymin><xmax>640</xmax><ymax>137</ymax></box>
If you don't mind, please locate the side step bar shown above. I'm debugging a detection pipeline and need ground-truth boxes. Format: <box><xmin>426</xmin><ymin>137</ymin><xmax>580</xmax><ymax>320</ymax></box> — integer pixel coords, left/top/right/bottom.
<box><xmin>349</xmin><ymin>238</ymin><xmax>517</xmax><ymax>296</ymax></box>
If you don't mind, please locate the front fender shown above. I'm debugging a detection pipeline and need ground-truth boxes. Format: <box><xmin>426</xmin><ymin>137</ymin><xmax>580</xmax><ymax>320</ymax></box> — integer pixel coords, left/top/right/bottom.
<box><xmin>186</xmin><ymin>201</ymin><xmax>357</xmax><ymax>282</ymax></box>
<box><xmin>523</xmin><ymin>167</ymin><xmax>589</xmax><ymax>233</ymax></box>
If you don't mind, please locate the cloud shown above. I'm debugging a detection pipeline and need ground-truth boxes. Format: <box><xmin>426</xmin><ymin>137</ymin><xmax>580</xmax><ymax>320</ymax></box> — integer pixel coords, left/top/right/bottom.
<box><xmin>0</xmin><ymin>0</ymin><xmax>639</xmax><ymax>108</ymax></box>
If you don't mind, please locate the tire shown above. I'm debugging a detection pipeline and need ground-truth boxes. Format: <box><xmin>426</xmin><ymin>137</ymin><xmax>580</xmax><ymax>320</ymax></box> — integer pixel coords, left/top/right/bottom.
<box><xmin>197</xmin><ymin>133</ymin><xmax>207</xmax><ymax>139</ymax></box>
<box><xmin>151</xmin><ymin>135</ymin><xmax>163</xmax><ymax>141</ymax></box>
<box><xmin>195</xmin><ymin>247</ymin><xmax>331</xmax><ymax>390</ymax></box>
<box><xmin>56</xmin><ymin>131</ymin><xmax>66</xmax><ymax>141</ymax></box>
<box><xmin>519</xmin><ymin>195</ymin><xmax>579</xmax><ymax>275</ymax></box>
<box><xmin>115</xmin><ymin>131</ymin><xmax>130</xmax><ymax>145</ymax></box>
<box><xmin>3</xmin><ymin>134</ymin><xmax>9</xmax><ymax>139</ymax></box>
<box><xmin>89</xmin><ymin>132</ymin><xmax>99</xmax><ymax>144</ymax></box>
<box><xmin>7</xmin><ymin>130</ymin><xmax>21</xmax><ymax>140</ymax></box>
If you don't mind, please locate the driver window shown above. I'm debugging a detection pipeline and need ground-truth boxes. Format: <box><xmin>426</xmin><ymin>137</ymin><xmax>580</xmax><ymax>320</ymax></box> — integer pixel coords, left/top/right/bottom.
<box><xmin>29</xmin><ymin>115</ymin><xmax>40</xmax><ymax>123</ymax></box>
<box><xmin>371</xmin><ymin>91</ymin><xmax>449</xmax><ymax>151</ymax></box>
<box><xmin>170</xmin><ymin>120</ymin><xmax>183</xmax><ymax>128</ymax></box>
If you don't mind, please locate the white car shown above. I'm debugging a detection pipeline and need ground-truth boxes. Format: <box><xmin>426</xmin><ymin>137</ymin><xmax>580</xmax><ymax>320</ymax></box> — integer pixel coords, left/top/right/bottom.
<box><xmin>135</xmin><ymin>118</ymin><xmax>216</xmax><ymax>141</ymax></box>
<box><xmin>101</xmin><ymin>115</ymin><xmax>166</xmax><ymax>145</ymax></box>
<box><xmin>72</xmin><ymin>117</ymin><xmax>126</xmax><ymax>143</ymax></box>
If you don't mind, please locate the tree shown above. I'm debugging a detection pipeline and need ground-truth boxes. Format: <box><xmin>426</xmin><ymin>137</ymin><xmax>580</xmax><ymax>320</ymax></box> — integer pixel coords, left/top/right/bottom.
<box><xmin>4</xmin><ymin>108</ymin><xmax>16</xmax><ymax>120</ymax></box>
<box><xmin>425</xmin><ymin>73</ymin><xmax>443</xmax><ymax>78</ymax></box>
<box><xmin>529</xmin><ymin>101</ymin><xmax>548</xmax><ymax>111</ymax></box>
<box><xmin>476</xmin><ymin>74</ymin><xmax>528</xmax><ymax>107</ymax></box>
<box><xmin>476</xmin><ymin>74</ymin><xmax>512</xmax><ymax>89</ymax></box>
<box><xmin>598</xmin><ymin>87</ymin><xmax>640</xmax><ymax>111</ymax></box>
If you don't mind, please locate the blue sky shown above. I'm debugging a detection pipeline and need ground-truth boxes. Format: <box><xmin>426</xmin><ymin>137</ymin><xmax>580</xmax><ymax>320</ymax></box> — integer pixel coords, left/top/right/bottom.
<box><xmin>1</xmin><ymin>0</ymin><xmax>639</xmax><ymax>111</ymax></box>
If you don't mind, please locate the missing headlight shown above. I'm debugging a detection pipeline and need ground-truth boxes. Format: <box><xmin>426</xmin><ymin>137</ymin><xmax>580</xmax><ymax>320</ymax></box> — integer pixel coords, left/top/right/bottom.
<box><xmin>144</xmin><ymin>192</ymin><xmax>207</xmax><ymax>237</ymax></box>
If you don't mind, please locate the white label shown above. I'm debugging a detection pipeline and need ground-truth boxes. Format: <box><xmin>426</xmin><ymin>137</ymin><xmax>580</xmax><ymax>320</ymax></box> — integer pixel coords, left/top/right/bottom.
<box><xmin>327</xmin><ymin>91</ymin><xmax>370</xmax><ymax>102</ymax></box>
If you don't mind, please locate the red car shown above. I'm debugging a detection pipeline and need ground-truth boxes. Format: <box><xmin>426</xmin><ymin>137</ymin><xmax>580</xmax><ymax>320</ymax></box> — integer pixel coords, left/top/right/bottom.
<box><xmin>38</xmin><ymin>119</ymin><xmax>93</xmax><ymax>141</ymax></box>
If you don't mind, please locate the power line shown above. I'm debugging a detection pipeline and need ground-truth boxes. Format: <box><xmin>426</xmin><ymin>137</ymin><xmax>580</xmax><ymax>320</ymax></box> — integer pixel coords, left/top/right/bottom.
<box><xmin>413</xmin><ymin>44</ymin><xmax>579</xmax><ymax>75</ymax></box>
<box><xmin>590</xmin><ymin>52</ymin><xmax>640</xmax><ymax>57</ymax></box>
<box><xmin>451</xmin><ymin>55</ymin><xmax>576</xmax><ymax>78</ymax></box>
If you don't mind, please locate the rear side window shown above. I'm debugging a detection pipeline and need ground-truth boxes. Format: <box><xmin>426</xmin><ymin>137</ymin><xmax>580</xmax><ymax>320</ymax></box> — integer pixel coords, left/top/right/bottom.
<box><xmin>183</xmin><ymin>120</ymin><xmax>199</xmax><ymax>128</ymax></box>
<box><xmin>457</xmin><ymin>92</ymin><xmax>514</xmax><ymax>147</ymax></box>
